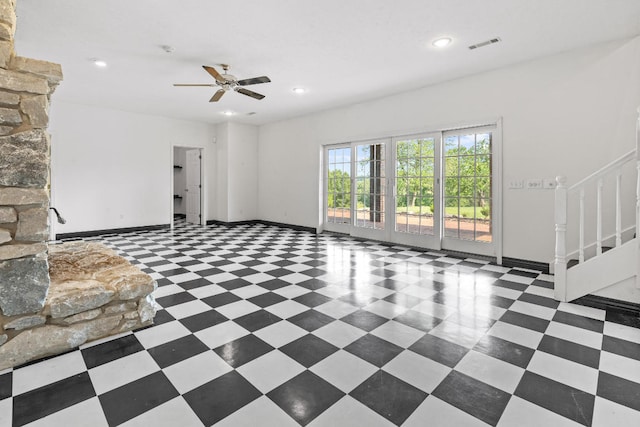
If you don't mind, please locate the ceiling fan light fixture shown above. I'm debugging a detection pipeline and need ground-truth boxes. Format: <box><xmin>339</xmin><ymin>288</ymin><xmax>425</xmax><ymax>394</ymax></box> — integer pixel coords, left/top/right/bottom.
<box><xmin>222</xmin><ymin>110</ymin><xmax>235</xmax><ymax>116</ymax></box>
<box><xmin>432</xmin><ymin>37</ymin><xmax>452</xmax><ymax>48</ymax></box>
<box><xmin>292</xmin><ymin>87</ymin><xmax>306</xmax><ymax>94</ymax></box>
<box><xmin>91</xmin><ymin>58</ymin><xmax>107</xmax><ymax>67</ymax></box>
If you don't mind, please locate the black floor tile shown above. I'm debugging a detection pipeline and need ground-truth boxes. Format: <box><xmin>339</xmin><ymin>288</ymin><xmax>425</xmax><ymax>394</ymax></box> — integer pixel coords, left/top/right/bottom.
<box><xmin>218</xmin><ymin>278</ymin><xmax>252</xmax><ymax>291</ymax></box>
<box><xmin>234</xmin><ymin>309</ymin><xmax>282</xmax><ymax>332</ymax></box>
<box><xmin>602</xmin><ymin>335</ymin><xmax>640</xmax><ymax>361</ymax></box>
<box><xmin>409</xmin><ymin>334</ymin><xmax>469</xmax><ymax>368</ymax></box>
<box><xmin>179</xmin><ymin>309</ymin><xmax>228</xmax><ymax>332</ymax></box>
<box><xmin>201</xmin><ymin>291</ymin><xmax>242</xmax><ymax>308</ymax></box>
<box><xmin>493</xmin><ymin>279</ymin><xmax>528</xmax><ymax>292</ymax></box>
<box><xmin>383</xmin><ymin>293</ymin><xmax>424</xmax><ymax>308</ymax></box>
<box><xmin>340</xmin><ymin>309</ymin><xmax>389</xmax><ymax>332</ymax></box>
<box><xmin>12</xmin><ymin>372</ymin><xmax>96</xmax><ymax>427</ymax></box>
<box><xmin>473</xmin><ymin>335</ymin><xmax>534</xmax><ymax>369</ymax></box>
<box><xmin>433</xmin><ymin>370</ymin><xmax>511</xmax><ymax>426</ymax></box>
<box><xmin>155</xmin><ymin>292</ymin><xmax>197</xmax><ymax>308</ymax></box>
<box><xmin>178</xmin><ymin>278</ymin><xmax>213</xmax><ymax>290</ymax></box>
<box><xmin>552</xmin><ymin>310</ymin><xmax>604</xmax><ymax>333</ymax></box>
<box><xmin>147</xmin><ymin>334</ymin><xmax>209</xmax><ymax>368</ymax></box>
<box><xmin>293</xmin><ymin>292</ymin><xmax>333</xmax><ymax>308</ymax></box>
<box><xmin>605</xmin><ymin>310</ymin><xmax>640</xmax><ymax>328</ymax></box>
<box><xmin>101</xmin><ymin>374</ymin><xmax>179</xmax><ymax>427</ymax></box>
<box><xmin>163</xmin><ymin>267</ymin><xmax>191</xmax><ymax>277</ymax></box>
<box><xmin>267</xmin><ymin>370</ymin><xmax>344</xmax><ymax>426</ymax></box>
<box><xmin>515</xmin><ymin>371</ymin><xmax>594</xmax><ymax>426</ymax></box>
<box><xmin>258</xmin><ymin>278</ymin><xmax>290</xmax><ymax>290</ymax></box>
<box><xmin>279</xmin><ymin>334</ymin><xmax>339</xmax><ymax>367</ymax></box>
<box><xmin>518</xmin><ymin>293</ymin><xmax>560</xmax><ymax>309</ymax></box>
<box><xmin>247</xmin><ymin>292</ymin><xmax>287</xmax><ymax>308</ymax></box>
<box><xmin>288</xmin><ymin>309</ymin><xmax>335</xmax><ymax>332</ymax></box>
<box><xmin>344</xmin><ymin>334</ymin><xmax>403</xmax><ymax>367</ymax></box>
<box><xmin>350</xmin><ymin>370</ymin><xmax>427</xmax><ymax>425</ymax></box>
<box><xmin>297</xmin><ymin>278</ymin><xmax>329</xmax><ymax>291</ymax></box>
<box><xmin>537</xmin><ymin>335</ymin><xmax>600</xmax><ymax>369</ymax></box>
<box><xmin>81</xmin><ymin>334</ymin><xmax>145</xmax><ymax>369</ymax></box>
<box><xmin>394</xmin><ymin>310</ymin><xmax>443</xmax><ymax>332</ymax></box>
<box><xmin>184</xmin><ymin>370</ymin><xmax>261</xmax><ymax>426</ymax></box>
<box><xmin>152</xmin><ymin>309</ymin><xmax>176</xmax><ymax>325</ymax></box>
<box><xmin>499</xmin><ymin>310</ymin><xmax>550</xmax><ymax>333</ymax></box>
<box><xmin>0</xmin><ymin>372</ymin><xmax>11</xmax><ymax>400</ymax></box>
<box><xmin>213</xmin><ymin>334</ymin><xmax>274</xmax><ymax>368</ymax></box>
<box><xmin>195</xmin><ymin>267</ymin><xmax>224</xmax><ymax>277</ymax></box>
<box><xmin>597</xmin><ymin>371</ymin><xmax>640</xmax><ymax>412</ymax></box>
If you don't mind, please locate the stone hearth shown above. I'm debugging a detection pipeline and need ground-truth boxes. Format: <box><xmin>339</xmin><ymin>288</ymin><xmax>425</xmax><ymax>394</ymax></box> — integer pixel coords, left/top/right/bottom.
<box><xmin>0</xmin><ymin>0</ymin><xmax>157</xmax><ymax>369</ymax></box>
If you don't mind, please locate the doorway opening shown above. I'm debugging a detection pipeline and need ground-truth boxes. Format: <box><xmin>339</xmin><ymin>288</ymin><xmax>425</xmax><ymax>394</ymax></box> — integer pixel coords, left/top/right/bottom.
<box><xmin>172</xmin><ymin>146</ymin><xmax>204</xmax><ymax>227</ymax></box>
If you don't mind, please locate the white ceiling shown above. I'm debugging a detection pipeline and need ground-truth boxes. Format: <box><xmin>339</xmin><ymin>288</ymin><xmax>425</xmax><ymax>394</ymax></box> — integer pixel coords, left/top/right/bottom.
<box><xmin>14</xmin><ymin>0</ymin><xmax>640</xmax><ymax>126</ymax></box>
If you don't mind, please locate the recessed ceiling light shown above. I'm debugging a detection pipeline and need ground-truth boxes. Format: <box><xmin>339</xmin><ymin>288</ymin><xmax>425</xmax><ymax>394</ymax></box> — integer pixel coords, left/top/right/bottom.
<box><xmin>92</xmin><ymin>58</ymin><xmax>107</xmax><ymax>67</ymax></box>
<box><xmin>222</xmin><ymin>111</ymin><xmax>235</xmax><ymax>116</ymax></box>
<box><xmin>292</xmin><ymin>87</ymin><xmax>306</xmax><ymax>94</ymax></box>
<box><xmin>432</xmin><ymin>37</ymin><xmax>452</xmax><ymax>48</ymax></box>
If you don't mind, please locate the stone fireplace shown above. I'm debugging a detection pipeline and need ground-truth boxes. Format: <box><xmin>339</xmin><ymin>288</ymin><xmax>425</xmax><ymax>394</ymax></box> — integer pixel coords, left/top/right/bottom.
<box><xmin>0</xmin><ymin>0</ymin><xmax>157</xmax><ymax>370</ymax></box>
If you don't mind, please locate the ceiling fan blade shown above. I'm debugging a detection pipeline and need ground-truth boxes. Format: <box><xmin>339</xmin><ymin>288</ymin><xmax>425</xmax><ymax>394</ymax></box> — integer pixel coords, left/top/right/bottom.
<box><xmin>173</xmin><ymin>83</ymin><xmax>216</xmax><ymax>87</ymax></box>
<box><xmin>209</xmin><ymin>89</ymin><xmax>225</xmax><ymax>102</ymax></box>
<box><xmin>235</xmin><ymin>87</ymin><xmax>265</xmax><ymax>100</ymax></box>
<box><xmin>237</xmin><ymin>76</ymin><xmax>271</xmax><ymax>86</ymax></box>
<box><xmin>202</xmin><ymin>65</ymin><xmax>225</xmax><ymax>83</ymax></box>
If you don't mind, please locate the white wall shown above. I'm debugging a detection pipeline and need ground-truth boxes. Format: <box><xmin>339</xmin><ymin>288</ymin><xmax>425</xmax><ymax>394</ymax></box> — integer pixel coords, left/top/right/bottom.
<box><xmin>214</xmin><ymin>122</ymin><xmax>259</xmax><ymax>222</ymax></box>
<box><xmin>49</xmin><ymin>101</ymin><xmax>216</xmax><ymax>234</ymax></box>
<box><xmin>258</xmin><ymin>36</ymin><xmax>640</xmax><ymax>263</ymax></box>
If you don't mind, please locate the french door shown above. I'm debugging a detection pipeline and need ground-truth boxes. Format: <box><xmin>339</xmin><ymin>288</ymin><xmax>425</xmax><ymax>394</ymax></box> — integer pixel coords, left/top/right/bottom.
<box><xmin>324</xmin><ymin>125</ymin><xmax>499</xmax><ymax>258</ymax></box>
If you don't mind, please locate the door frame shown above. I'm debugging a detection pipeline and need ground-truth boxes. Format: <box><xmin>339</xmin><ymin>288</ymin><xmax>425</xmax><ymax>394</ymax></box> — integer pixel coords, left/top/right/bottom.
<box><xmin>170</xmin><ymin>145</ymin><xmax>206</xmax><ymax>228</ymax></box>
<box><xmin>320</xmin><ymin>118</ymin><xmax>502</xmax><ymax>264</ymax></box>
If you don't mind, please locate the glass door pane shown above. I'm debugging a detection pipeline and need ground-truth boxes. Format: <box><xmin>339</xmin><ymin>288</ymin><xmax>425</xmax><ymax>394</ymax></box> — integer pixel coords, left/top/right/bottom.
<box><xmin>395</xmin><ymin>137</ymin><xmax>436</xmax><ymax>236</ymax></box>
<box><xmin>326</xmin><ymin>146</ymin><xmax>351</xmax><ymax>228</ymax></box>
<box><xmin>442</xmin><ymin>131</ymin><xmax>493</xmax><ymax>247</ymax></box>
<box><xmin>355</xmin><ymin>143</ymin><xmax>385</xmax><ymax>230</ymax></box>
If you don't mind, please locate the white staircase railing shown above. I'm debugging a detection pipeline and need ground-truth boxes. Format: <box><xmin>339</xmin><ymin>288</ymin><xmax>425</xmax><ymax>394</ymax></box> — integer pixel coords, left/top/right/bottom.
<box><xmin>554</xmin><ymin>108</ymin><xmax>640</xmax><ymax>302</ymax></box>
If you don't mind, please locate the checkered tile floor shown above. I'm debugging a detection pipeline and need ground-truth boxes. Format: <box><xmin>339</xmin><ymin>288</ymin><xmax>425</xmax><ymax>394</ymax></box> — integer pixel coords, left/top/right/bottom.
<box><xmin>2</xmin><ymin>221</ymin><xmax>640</xmax><ymax>426</ymax></box>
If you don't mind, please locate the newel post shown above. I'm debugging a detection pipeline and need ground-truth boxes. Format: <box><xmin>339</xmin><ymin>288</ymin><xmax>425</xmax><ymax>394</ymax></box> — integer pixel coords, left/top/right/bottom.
<box><xmin>555</xmin><ymin>176</ymin><xmax>568</xmax><ymax>301</ymax></box>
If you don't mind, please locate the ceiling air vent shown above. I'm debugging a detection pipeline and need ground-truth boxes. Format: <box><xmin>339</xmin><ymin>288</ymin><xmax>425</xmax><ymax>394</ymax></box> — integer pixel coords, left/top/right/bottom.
<box><xmin>468</xmin><ymin>37</ymin><xmax>501</xmax><ymax>50</ymax></box>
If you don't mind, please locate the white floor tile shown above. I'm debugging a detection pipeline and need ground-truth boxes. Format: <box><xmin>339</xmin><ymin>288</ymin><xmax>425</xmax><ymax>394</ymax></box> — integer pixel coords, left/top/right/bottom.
<box><xmin>164</xmin><ymin>300</ymin><xmax>211</xmax><ymax>320</ymax></box>
<box><xmin>499</xmin><ymin>274</ymin><xmax>535</xmax><ymax>285</ymax></box>
<box><xmin>498</xmin><ymin>396</ymin><xmax>581</xmax><ymax>427</ymax></box>
<box><xmin>163</xmin><ymin>352</ymin><xmax>232</xmax><ymax>394</ymax></box>
<box><xmin>237</xmin><ymin>350</ymin><xmax>305</xmax><ymax>393</ymax></box>
<box><xmin>383</xmin><ymin>350</ymin><xmax>451</xmax><ymax>393</ymax></box>
<box><xmin>312</xmin><ymin>320</ymin><xmax>367</xmax><ymax>348</ymax></box>
<box><xmin>310</xmin><ymin>350</ymin><xmax>377</xmax><ymax>393</ymax></box>
<box><xmin>215</xmin><ymin>300</ymin><xmax>261</xmax><ymax>319</ymax></box>
<box><xmin>135</xmin><ymin>321</ymin><xmax>191</xmax><ymax>349</ymax></box>
<box><xmin>403</xmin><ymin>395</ymin><xmax>489</xmax><ymax>427</ymax></box>
<box><xmin>13</xmin><ymin>350</ymin><xmax>86</xmax><ymax>395</ymax></box>
<box><xmin>592</xmin><ymin>397</ymin><xmax>640</xmax><ymax>426</ymax></box>
<box><xmin>454</xmin><ymin>351</ymin><xmax>525</xmax><ymax>393</ymax></box>
<box><xmin>488</xmin><ymin>321</ymin><xmax>543</xmax><ymax>349</ymax></box>
<box><xmin>429</xmin><ymin>320</ymin><xmax>487</xmax><ymax>348</ymax></box>
<box><xmin>364</xmin><ymin>300</ymin><xmax>409</xmax><ymax>319</ymax></box>
<box><xmin>89</xmin><ymin>351</ymin><xmax>160</xmax><ymax>394</ymax></box>
<box><xmin>509</xmin><ymin>300</ymin><xmax>556</xmax><ymax>320</ymax></box>
<box><xmin>545</xmin><ymin>321</ymin><xmax>603</xmax><ymax>349</ymax></box>
<box><xmin>314</xmin><ymin>300</ymin><xmax>359</xmax><ymax>319</ymax></box>
<box><xmin>599</xmin><ymin>350</ymin><xmax>640</xmax><ymax>384</ymax></box>
<box><xmin>215</xmin><ymin>396</ymin><xmax>299</xmax><ymax>427</ymax></box>
<box><xmin>120</xmin><ymin>396</ymin><xmax>204</xmax><ymax>427</ymax></box>
<box><xmin>370</xmin><ymin>320</ymin><xmax>423</xmax><ymax>348</ymax></box>
<box><xmin>229</xmin><ymin>284</ymin><xmax>269</xmax><ymax>299</ymax></box>
<box><xmin>264</xmin><ymin>300</ymin><xmax>309</xmax><ymax>319</ymax></box>
<box><xmin>603</xmin><ymin>321</ymin><xmax>640</xmax><ymax>344</ymax></box>
<box><xmin>253</xmin><ymin>320</ymin><xmax>308</xmax><ymax>348</ymax></box>
<box><xmin>527</xmin><ymin>351</ymin><xmax>599</xmax><ymax>394</ymax></box>
<box><xmin>273</xmin><ymin>284</ymin><xmax>311</xmax><ymax>299</ymax></box>
<box><xmin>308</xmin><ymin>396</ymin><xmax>395</xmax><ymax>427</ymax></box>
<box><xmin>187</xmin><ymin>284</ymin><xmax>226</xmax><ymax>299</ymax></box>
<box><xmin>152</xmin><ymin>284</ymin><xmax>185</xmax><ymax>299</ymax></box>
<box><xmin>557</xmin><ymin>302</ymin><xmax>606</xmax><ymax>321</ymax></box>
<box><xmin>0</xmin><ymin>397</ymin><xmax>11</xmax><ymax>427</ymax></box>
<box><xmin>194</xmin><ymin>321</ymin><xmax>249</xmax><ymax>349</ymax></box>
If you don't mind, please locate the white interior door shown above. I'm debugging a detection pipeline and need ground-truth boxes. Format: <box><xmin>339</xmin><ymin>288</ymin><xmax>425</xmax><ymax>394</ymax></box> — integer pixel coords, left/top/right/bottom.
<box><xmin>185</xmin><ymin>149</ymin><xmax>201</xmax><ymax>224</ymax></box>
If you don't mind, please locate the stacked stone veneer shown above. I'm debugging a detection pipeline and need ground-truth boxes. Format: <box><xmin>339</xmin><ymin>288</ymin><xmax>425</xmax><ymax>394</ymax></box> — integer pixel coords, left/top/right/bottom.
<box><xmin>0</xmin><ymin>0</ymin><xmax>157</xmax><ymax>370</ymax></box>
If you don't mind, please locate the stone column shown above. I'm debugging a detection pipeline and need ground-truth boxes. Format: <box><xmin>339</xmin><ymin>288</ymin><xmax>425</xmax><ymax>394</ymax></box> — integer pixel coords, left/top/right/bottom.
<box><xmin>0</xmin><ymin>0</ymin><xmax>62</xmax><ymax>341</ymax></box>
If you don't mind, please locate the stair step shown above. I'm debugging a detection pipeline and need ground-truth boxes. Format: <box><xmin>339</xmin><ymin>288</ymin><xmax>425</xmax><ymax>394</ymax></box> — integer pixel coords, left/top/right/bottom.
<box><xmin>567</xmin><ymin>247</ymin><xmax>614</xmax><ymax>269</ymax></box>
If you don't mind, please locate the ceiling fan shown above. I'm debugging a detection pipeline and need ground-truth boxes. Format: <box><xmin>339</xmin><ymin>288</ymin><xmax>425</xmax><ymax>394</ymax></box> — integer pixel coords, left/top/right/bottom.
<box><xmin>173</xmin><ymin>64</ymin><xmax>271</xmax><ymax>102</ymax></box>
